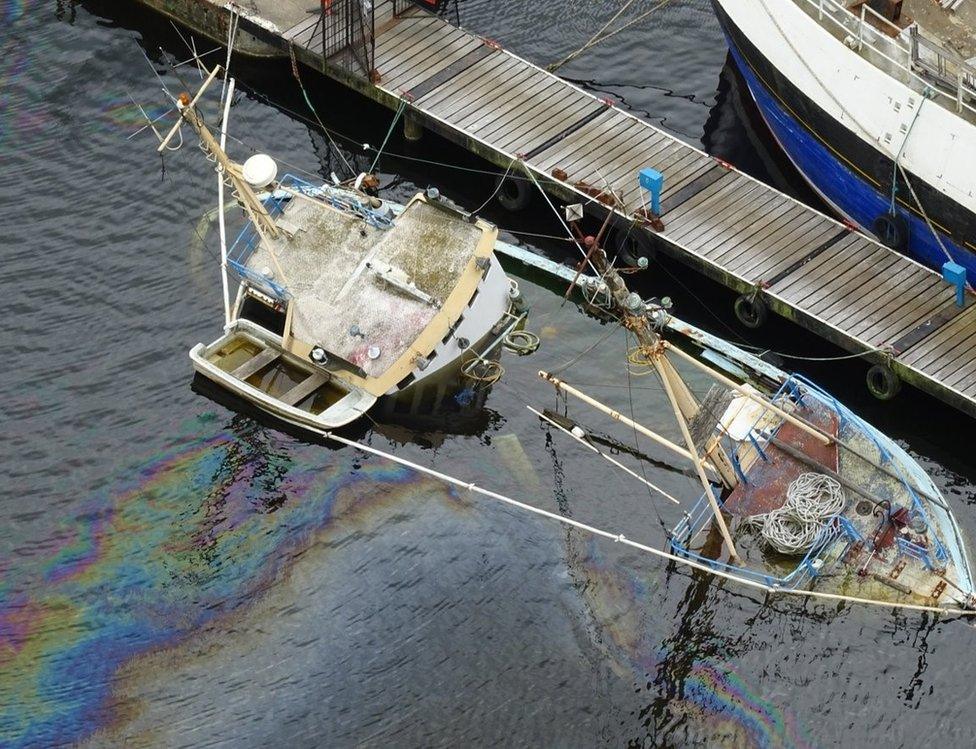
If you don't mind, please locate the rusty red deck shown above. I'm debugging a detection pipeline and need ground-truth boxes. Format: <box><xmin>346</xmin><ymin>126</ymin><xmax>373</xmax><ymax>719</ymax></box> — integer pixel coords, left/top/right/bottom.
<box><xmin>722</xmin><ymin>404</ymin><xmax>839</xmax><ymax>517</ymax></box>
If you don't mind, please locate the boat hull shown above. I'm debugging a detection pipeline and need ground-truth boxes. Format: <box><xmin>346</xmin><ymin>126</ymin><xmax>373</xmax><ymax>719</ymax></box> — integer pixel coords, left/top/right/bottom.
<box><xmin>712</xmin><ymin>0</ymin><xmax>976</xmax><ymax>282</ymax></box>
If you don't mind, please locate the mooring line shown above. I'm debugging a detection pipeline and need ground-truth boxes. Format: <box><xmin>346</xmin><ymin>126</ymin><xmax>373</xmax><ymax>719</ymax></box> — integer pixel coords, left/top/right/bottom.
<box><xmin>307</xmin><ymin>427</ymin><xmax>975</xmax><ymax>618</ymax></box>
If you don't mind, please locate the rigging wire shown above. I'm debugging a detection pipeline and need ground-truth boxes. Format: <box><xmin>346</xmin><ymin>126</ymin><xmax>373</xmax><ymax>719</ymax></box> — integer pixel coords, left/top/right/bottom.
<box><xmin>548</xmin><ymin>321</ymin><xmax>624</xmax><ymax>377</ymax></box>
<box><xmin>288</xmin><ymin>43</ymin><xmax>357</xmax><ymax>179</ymax></box>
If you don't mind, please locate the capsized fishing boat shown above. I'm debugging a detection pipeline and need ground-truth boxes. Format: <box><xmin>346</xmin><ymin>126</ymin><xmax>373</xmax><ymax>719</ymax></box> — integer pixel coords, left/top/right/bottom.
<box><xmin>148</xmin><ymin>67</ymin><xmax>521</xmax><ymax>431</ymax></box>
<box><xmin>532</xmin><ymin>205</ymin><xmax>975</xmax><ymax>612</ymax></box>
<box><xmin>711</xmin><ymin>0</ymin><xmax>976</xmax><ymax>282</ymax></box>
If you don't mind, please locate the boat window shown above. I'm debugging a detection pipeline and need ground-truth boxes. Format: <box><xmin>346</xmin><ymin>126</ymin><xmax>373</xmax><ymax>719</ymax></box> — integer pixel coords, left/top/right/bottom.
<box><xmin>442</xmin><ymin>315</ymin><xmax>463</xmax><ymax>344</ymax></box>
<box><xmin>239</xmin><ymin>295</ymin><xmax>286</xmax><ymax>336</ymax></box>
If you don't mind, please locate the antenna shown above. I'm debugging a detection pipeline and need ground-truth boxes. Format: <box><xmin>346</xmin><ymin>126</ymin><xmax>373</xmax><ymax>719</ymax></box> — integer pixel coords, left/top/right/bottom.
<box><xmin>125</xmin><ymin>93</ymin><xmax>174</xmax><ymax>144</ymax></box>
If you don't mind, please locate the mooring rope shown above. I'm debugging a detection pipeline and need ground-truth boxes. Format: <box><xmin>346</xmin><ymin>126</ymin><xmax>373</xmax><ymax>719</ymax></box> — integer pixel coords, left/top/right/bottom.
<box><xmin>288</xmin><ymin>43</ymin><xmax>357</xmax><ymax>178</ymax></box>
<box><xmin>368</xmin><ymin>98</ymin><xmax>408</xmax><ymax>175</ymax></box>
<box><xmin>548</xmin><ymin>0</ymin><xmax>674</xmax><ymax>72</ymax></box>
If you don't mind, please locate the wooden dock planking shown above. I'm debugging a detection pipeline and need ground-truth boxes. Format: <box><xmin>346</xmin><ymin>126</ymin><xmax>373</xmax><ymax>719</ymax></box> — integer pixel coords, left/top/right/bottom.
<box><xmin>732</xmin><ymin>218</ymin><xmax>840</xmax><ymax>281</ymax></box>
<box><xmin>530</xmin><ymin>111</ymin><xmax>624</xmax><ymax>173</ymax></box>
<box><xmin>536</xmin><ymin>114</ymin><xmax>646</xmax><ymax>172</ymax></box>
<box><xmin>237</xmin><ymin>0</ymin><xmax>976</xmax><ymax>416</ymax></box>
<box><xmin>900</xmin><ymin>304</ymin><xmax>976</xmax><ymax>369</ymax></box>
<box><xmin>666</xmin><ymin>185</ymin><xmax>764</xmax><ymax>254</ymax></box>
<box><xmin>844</xmin><ymin>271</ymin><xmax>941</xmax><ymax>340</ymax></box>
<box><xmin>385</xmin><ymin>36</ymin><xmax>483</xmax><ymax>93</ymax></box>
<box><xmin>475</xmin><ymin>78</ymin><xmax>567</xmax><ymax>144</ymax></box>
<box><xmin>710</xmin><ymin>202</ymin><xmax>809</xmax><ymax>269</ymax></box>
<box><xmin>673</xmin><ymin>184</ymin><xmax>772</xmax><ymax>252</ymax></box>
<box><xmin>800</xmin><ymin>247</ymin><xmax>902</xmax><ymax>319</ymax></box>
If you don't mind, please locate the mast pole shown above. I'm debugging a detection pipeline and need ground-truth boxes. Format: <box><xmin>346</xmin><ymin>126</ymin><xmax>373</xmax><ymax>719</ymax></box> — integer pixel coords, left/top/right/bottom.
<box><xmin>218</xmin><ymin>77</ymin><xmax>235</xmax><ymax>328</ymax></box>
<box><xmin>555</xmin><ymin>207</ymin><xmax>740</xmax><ymax>558</ymax></box>
<box><xmin>653</xmin><ymin>356</ymin><xmax>739</xmax><ymax>560</ymax></box>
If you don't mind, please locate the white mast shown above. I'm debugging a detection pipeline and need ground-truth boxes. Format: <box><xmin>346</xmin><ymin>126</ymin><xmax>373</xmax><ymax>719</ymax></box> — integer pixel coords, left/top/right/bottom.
<box><xmin>218</xmin><ymin>77</ymin><xmax>236</xmax><ymax>328</ymax></box>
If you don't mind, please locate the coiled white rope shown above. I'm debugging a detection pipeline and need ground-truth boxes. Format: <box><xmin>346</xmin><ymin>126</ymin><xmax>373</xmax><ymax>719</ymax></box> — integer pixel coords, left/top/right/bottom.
<box><xmin>746</xmin><ymin>473</ymin><xmax>846</xmax><ymax>555</ymax></box>
<box><xmin>502</xmin><ymin>330</ymin><xmax>540</xmax><ymax>355</ymax></box>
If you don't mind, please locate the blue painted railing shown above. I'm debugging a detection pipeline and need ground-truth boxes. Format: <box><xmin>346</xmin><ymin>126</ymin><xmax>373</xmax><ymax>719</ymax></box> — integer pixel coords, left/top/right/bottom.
<box><xmin>669</xmin><ymin>373</ymin><xmax>953</xmax><ymax>590</ymax></box>
<box><xmin>897</xmin><ymin>537</ymin><xmax>936</xmax><ymax>570</ymax></box>
<box><xmin>226</xmin><ymin>174</ymin><xmax>396</xmax><ymax>302</ymax></box>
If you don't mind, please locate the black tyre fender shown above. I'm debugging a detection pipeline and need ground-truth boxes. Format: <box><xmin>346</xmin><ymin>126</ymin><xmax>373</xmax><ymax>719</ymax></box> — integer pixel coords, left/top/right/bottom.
<box><xmin>496</xmin><ymin>175</ymin><xmax>531</xmax><ymax>212</ymax></box>
<box><xmin>866</xmin><ymin>363</ymin><xmax>901</xmax><ymax>401</ymax></box>
<box><xmin>615</xmin><ymin>222</ymin><xmax>657</xmax><ymax>265</ymax></box>
<box><xmin>733</xmin><ymin>294</ymin><xmax>767</xmax><ymax>329</ymax></box>
<box><xmin>873</xmin><ymin>212</ymin><xmax>909</xmax><ymax>252</ymax></box>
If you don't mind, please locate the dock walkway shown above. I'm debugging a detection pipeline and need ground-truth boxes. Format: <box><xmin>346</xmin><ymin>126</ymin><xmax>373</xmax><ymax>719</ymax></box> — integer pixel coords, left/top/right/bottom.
<box><xmin>207</xmin><ymin>0</ymin><xmax>975</xmax><ymax>415</ymax></box>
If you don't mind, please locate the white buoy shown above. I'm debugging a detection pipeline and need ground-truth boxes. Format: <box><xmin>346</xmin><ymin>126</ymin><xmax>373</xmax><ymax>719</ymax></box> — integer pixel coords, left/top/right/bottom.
<box><xmin>242</xmin><ymin>154</ymin><xmax>278</xmax><ymax>189</ymax></box>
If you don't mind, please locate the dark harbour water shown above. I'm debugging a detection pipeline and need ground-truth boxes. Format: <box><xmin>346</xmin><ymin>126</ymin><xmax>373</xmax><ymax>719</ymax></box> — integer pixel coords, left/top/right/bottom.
<box><xmin>3</xmin><ymin>1</ymin><xmax>976</xmax><ymax>746</ymax></box>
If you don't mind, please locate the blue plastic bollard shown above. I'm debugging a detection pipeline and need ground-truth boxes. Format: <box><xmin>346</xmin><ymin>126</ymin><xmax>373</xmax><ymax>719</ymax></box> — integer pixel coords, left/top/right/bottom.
<box><xmin>942</xmin><ymin>261</ymin><xmax>966</xmax><ymax>307</ymax></box>
<box><xmin>638</xmin><ymin>167</ymin><xmax>663</xmax><ymax>216</ymax></box>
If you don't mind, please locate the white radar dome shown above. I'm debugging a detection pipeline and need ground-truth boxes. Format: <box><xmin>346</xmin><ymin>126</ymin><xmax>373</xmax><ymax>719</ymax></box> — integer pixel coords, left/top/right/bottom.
<box><xmin>242</xmin><ymin>154</ymin><xmax>278</xmax><ymax>189</ymax></box>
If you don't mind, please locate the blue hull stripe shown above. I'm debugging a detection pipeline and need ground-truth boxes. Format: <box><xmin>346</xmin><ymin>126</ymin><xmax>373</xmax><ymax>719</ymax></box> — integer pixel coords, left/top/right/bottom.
<box><xmin>725</xmin><ymin>40</ymin><xmax>975</xmax><ymax>282</ymax></box>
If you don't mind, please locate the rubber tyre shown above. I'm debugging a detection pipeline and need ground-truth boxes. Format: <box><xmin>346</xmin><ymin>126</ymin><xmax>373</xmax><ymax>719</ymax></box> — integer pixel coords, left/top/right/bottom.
<box><xmin>733</xmin><ymin>294</ymin><xmax>767</xmax><ymax>329</ymax></box>
<box><xmin>865</xmin><ymin>364</ymin><xmax>901</xmax><ymax>401</ymax></box>
<box><xmin>496</xmin><ymin>176</ymin><xmax>531</xmax><ymax>212</ymax></box>
<box><xmin>873</xmin><ymin>213</ymin><xmax>909</xmax><ymax>252</ymax></box>
<box><xmin>616</xmin><ymin>224</ymin><xmax>656</xmax><ymax>265</ymax></box>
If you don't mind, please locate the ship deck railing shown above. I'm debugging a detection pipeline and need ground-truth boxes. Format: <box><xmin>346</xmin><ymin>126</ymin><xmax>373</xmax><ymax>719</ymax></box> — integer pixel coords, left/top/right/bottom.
<box><xmin>670</xmin><ymin>498</ymin><xmax>859</xmax><ymax>590</ymax></box>
<box><xmin>796</xmin><ymin>0</ymin><xmax>976</xmax><ymax>117</ymax></box>
<box><xmin>227</xmin><ymin>173</ymin><xmax>397</xmax><ymax>302</ymax></box>
<box><xmin>227</xmin><ymin>183</ymin><xmax>292</xmax><ymax>301</ymax></box>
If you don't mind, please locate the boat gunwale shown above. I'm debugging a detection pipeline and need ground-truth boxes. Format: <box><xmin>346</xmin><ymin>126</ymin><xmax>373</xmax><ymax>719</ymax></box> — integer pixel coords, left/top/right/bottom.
<box><xmin>190</xmin><ymin>320</ymin><xmax>377</xmax><ymax>430</ymax></box>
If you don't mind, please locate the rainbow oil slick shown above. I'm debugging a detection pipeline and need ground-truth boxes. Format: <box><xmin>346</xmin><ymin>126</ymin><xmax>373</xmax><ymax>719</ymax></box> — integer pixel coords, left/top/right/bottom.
<box><xmin>571</xmin><ymin>537</ymin><xmax>811</xmax><ymax>748</ymax></box>
<box><xmin>0</xmin><ymin>416</ymin><xmax>453</xmax><ymax>747</ymax></box>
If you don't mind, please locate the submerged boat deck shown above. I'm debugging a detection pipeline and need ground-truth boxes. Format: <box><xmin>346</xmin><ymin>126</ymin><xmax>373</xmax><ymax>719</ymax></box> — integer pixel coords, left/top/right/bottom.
<box><xmin>173</xmin><ymin>0</ymin><xmax>976</xmax><ymax>418</ymax></box>
<box><xmin>248</xmin><ymin>192</ymin><xmax>486</xmax><ymax>379</ymax></box>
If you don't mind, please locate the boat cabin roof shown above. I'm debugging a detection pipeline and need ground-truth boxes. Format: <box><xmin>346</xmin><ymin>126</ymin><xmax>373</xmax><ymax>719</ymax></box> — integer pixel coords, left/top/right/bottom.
<box><xmin>246</xmin><ymin>190</ymin><xmax>496</xmax><ymax>393</ymax></box>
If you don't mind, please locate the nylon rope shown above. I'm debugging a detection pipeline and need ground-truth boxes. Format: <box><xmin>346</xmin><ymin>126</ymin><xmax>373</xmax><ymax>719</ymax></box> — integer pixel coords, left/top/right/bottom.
<box><xmin>368</xmin><ymin>98</ymin><xmax>408</xmax><ymax>175</ymax></box>
<box><xmin>288</xmin><ymin>43</ymin><xmax>357</xmax><ymax>178</ymax></box>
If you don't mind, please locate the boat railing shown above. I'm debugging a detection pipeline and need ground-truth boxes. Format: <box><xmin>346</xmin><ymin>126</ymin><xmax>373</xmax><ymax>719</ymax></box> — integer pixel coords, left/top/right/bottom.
<box><xmin>283</xmin><ymin>175</ymin><xmax>396</xmax><ymax>229</ymax></box>
<box><xmin>896</xmin><ymin>536</ymin><xmax>937</xmax><ymax>570</ymax></box>
<box><xmin>795</xmin><ymin>0</ymin><xmax>976</xmax><ymax>117</ymax></box>
<box><xmin>227</xmin><ymin>185</ymin><xmax>292</xmax><ymax>301</ymax></box>
<box><xmin>670</xmin><ymin>504</ymin><xmax>857</xmax><ymax>590</ymax></box>
<box><xmin>227</xmin><ymin>174</ymin><xmax>398</xmax><ymax>301</ymax></box>
<box><xmin>908</xmin><ymin>26</ymin><xmax>976</xmax><ymax>115</ymax></box>
<box><xmin>786</xmin><ymin>373</ymin><xmax>951</xmax><ymax>564</ymax></box>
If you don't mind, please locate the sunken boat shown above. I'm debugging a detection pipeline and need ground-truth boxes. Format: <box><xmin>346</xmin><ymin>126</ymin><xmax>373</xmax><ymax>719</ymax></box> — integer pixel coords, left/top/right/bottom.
<box><xmin>152</xmin><ymin>68</ymin><xmax>521</xmax><ymax>432</ymax></box>
<box><xmin>535</xmin><ymin>205</ymin><xmax>974</xmax><ymax>612</ymax></box>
